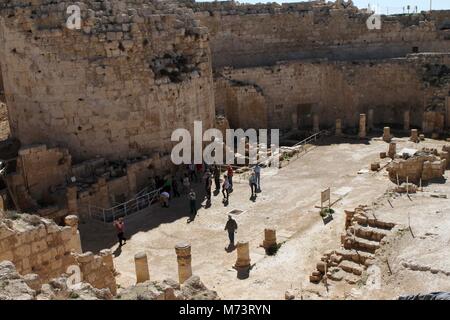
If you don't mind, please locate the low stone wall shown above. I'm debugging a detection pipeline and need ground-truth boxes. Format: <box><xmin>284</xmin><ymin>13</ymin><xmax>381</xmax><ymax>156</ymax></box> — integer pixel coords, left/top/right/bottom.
<box><xmin>0</xmin><ymin>259</ymin><xmax>218</xmax><ymax>300</ymax></box>
<box><xmin>0</xmin><ymin>213</ymin><xmax>81</xmax><ymax>279</ymax></box>
<box><xmin>387</xmin><ymin>148</ymin><xmax>448</xmax><ymax>184</ymax></box>
<box><xmin>0</xmin><ymin>213</ymin><xmax>116</xmax><ymax>294</ymax></box>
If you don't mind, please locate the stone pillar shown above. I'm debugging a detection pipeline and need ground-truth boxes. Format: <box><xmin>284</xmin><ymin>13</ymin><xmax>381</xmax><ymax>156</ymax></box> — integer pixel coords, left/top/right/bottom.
<box><xmin>335</xmin><ymin>119</ymin><xmax>342</xmax><ymax>136</ymax></box>
<box><xmin>383</xmin><ymin>127</ymin><xmax>391</xmax><ymax>142</ymax></box>
<box><xmin>134</xmin><ymin>252</ymin><xmax>150</xmax><ymax>283</ymax></box>
<box><xmin>175</xmin><ymin>242</ymin><xmax>192</xmax><ymax>284</ymax></box>
<box><xmin>235</xmin><ymin>241</ymin><xmax>251</xmax><ymax>269</ymax></box>
<box><xmin>235</xmin><ymin>240</ymin><xmax>251</xmax><ymax>279</ymax></box>
<box><xmin>263</xmin><ymin>228</ymin><xmax>277</xmax><ymax>251</ymax></box>
<box><xmin>100</xmin><ymin>249</ymin><xmax>115</xmax><ymax>274</ymax></box>
<box><xmin>388</xmin><ymin>142</ymin><xmax>397</xmax><ymax>159</ymax></box>
<box><xmin>404</xmin><ymin>110</ymin><xmax>410</xmax><ymax>131</ymax></box>
<box><xmin>66</xmin><ymin>185</ymin><xmax>78</xmax><ymax>216</ymax></box>
<box><xmin>313</xmin><ymin>113</ymin><xmax>319</xmax><ymax>133</ymax></box>
<box><xmin>410</xmin><ymin>129</ymin><xmax>419</xmax><ymax>143</ymax></box>
<box><xmin>64</xmin><ymin>215</ymin><xmax>82</xmax><ymax>253</ymax></box>
<box><xmin>367</xmin><ymin>109</ymin><xmax>374</xmax><ymax>131</ymax></box>
<box><xmin>359</xmin><ymin>114</ymin><xmax>366</xmax><ymax>139</ymax></box>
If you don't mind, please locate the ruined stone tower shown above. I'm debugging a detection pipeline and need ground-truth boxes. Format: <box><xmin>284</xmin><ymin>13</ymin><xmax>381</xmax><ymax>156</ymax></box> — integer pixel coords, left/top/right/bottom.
<box><xmin>0</xmin><ymin>0</ymin><xmax>215</xmax><ymax>161</ymax></box>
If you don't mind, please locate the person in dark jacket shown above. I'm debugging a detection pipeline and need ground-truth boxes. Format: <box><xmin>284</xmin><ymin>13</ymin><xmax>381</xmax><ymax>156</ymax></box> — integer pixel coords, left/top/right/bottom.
<box><xmin>224</xmin><ymin>215</ymin><xmax>238</xmax><ymax>247</ymax></box>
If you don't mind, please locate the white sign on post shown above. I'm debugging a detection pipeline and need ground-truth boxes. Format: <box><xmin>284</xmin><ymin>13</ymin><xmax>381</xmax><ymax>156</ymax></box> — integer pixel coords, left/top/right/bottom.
<box><xmin>321</xmin><ymin>188</ymin><xmax>331</xmax><ymax>211</ymax></box>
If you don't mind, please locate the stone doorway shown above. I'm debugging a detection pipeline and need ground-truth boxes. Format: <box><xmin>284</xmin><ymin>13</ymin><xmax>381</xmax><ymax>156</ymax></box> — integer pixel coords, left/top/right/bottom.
<box><xmin>297</xmin><ymin>104</ymin><xmax>313</xmax><ymax>129</ymax></box>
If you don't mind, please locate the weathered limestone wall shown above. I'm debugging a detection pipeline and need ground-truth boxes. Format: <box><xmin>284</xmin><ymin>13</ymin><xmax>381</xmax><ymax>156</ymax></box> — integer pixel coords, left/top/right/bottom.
<box><xmin>387</xmin><ymin>147</ymin><xmax>448</xmax><ymax>184</ymax></box>
<box><xmin>3</xmin><ymin>143</ymin><xmax>175</xmax><ymax>219</ymax></box>
<box><xmin>0</xmin><ymin>213</ymin><xmax>81</xmax><ymax>281</ymax></box>
<box><xmin>214</xmin><ymin>77</ymin><xmax>268</xmax><ymax>129</ymax></box>
<box><xmin>190</xmin><ymin>1</ymin><xmax>450</xmax><ymax>69</ymax></box>
<box><xmin>0</xmin><ymin>0</ymin><xmax>215</xmax><ymax>162</ymax></box>
<box><xmin>216</xmin><ymin>54</ymin><xmax>450</xmax><ymax>131</ymax></box>
<box><xmin>17</xmin><ymin>145</ymin><xmax>71</xmax><ymax>202</ymax></box>
<box><xmin>0</xmin><ymin>213</ymin><xmax>117</xmax><ymax>294</ymax></box>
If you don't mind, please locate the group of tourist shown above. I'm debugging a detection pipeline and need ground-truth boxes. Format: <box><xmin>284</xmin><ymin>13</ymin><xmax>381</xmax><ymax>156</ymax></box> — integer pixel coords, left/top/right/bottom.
<box><xmin>113</xmin><ymin>162</ymin><xmax>262</xmax><ymax>248</ymax></box>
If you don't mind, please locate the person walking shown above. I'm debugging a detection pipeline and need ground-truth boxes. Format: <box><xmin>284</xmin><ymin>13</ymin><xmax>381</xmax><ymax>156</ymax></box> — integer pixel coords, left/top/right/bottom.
<box><xmin>227</xmin><ymin>165</ymin><xmax>234</xmax><ymax>191</ymax></box>
<box><xmin>249</xmin><ymin>172</ymin><xmax>257</xmax><ymax>197</ymax></box>
<box><xmin>114</xmin><ymin>217</ymin><xmax>126</xmax><ymax>247</ymax></box>
<box><xmin>254</xmin><ymin>163</ymin><xmax>261</xmax><ymax>191</ymax></box>
<box><xmin>182</xmin><ymin>173</ymin><xmax>190</xmax><ymax>194</ymax></box>
<box><xmin>224</xmin><ymin>215</ymin><xmax>238</xmax><ymax>247</ymax></box>
<box><xmin>188</xmin><ymin>189</ymin><xmax>197</xmax><ymax>219</ymax></box>
<box><xmin>188</xmin><ymin>164</ymin><xmax>196</xmax><ymax>183</ymax></box>
<box><xmin>163</xmin><ymin>176</ymin><xmax>172</xmax><ymax>194</ymax></box>
<box><xmin>213</xmin><ymin>165</ymin><xmax>221</xmax><ymax>191</ymax></box>
<box><xmin>204</xmin><ymin>170</ymin><xmax>212</xmax><ymax>202</ymax></box>
<box><xmin>222</xmin><ymin>174</ymin><xmax>230</xmax><ymax>202</ymax></box>
<box><xmin>172</xmin><ymin>176</ymin><xmax>180</xmax><ymax>198</ymax></box>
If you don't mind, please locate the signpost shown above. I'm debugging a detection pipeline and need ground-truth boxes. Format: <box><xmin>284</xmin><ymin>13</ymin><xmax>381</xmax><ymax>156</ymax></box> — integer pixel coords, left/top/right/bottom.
<box><xmin>321</xmin><ymin>188</ymin><xmax>331</xmax><ymax>212</ymax></box>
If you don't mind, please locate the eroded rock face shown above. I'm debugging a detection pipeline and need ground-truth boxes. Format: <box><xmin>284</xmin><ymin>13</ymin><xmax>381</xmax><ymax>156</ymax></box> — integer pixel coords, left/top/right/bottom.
<box><xmin>0</xmin><ymin>260</ymin><xmax>113</xmax><ymax>300</ymax></box>
<box><xmin>37</xmin><ymin>277</ymin><xmax>113</xmax><ymax>301</ymax></box>
<box><xmin>118</xmin><ymin>276</ymin><xmax>219</xmax><ymax>300</ymax></box>
<box><xmin>0</xmin><ymin>261</ymin><xmax>35</xmax><ymax>300</ymax></box>
<box><xmin>1</xmin><ymin>260</ymin><xmax>219</xmax><ymax>300</ymax></box>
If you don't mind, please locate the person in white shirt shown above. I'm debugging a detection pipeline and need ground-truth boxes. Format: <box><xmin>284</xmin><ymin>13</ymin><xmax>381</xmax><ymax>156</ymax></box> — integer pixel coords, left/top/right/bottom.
<box><xmin>160</xmin><ymin>191</ymin><xmax>170</xmax><ymax>208</ymax></box>
<box><xmin>222</xmin><ymin>174</ymin><xmax>230</xmax><ymax>202</ymax></box>
<box><xmin>254</xmin><ymin>164</ymin><xmax>261</xmax><ymax>191</ymax></box>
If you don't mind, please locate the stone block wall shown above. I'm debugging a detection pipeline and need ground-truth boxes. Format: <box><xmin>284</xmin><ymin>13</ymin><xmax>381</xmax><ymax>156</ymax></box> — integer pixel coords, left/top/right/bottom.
<box><xmin>0</xmin><ymin>213</ymin><xmax>117</xmax><ymax>294</ymax></box>
<box><xmin>387</xmin><ymin>149</ymin><xmax>447</xmax><ymax>184</ymax></box>
<box><xmin>0</xmin><ymin>213</ymin><xmax>81</xmax><ymax>281</ymax></box>
<box><xmin>16</xmin><ymin>145</ymin><xmax>71</xmax><ymax>202</ymax></box>
<box><xmin>0</xmin><ymin>0</ymin><xmax>215</xmax><ymax>162</ymax></box>
<box><xmin>215</xmin><ymin>54</ymin><xmax>450</xmax><ymax>131</ymax></box>
<box><xmin>214</xmin><ymin>77</ymin><xmax>268</xmax><ymax>129</ymax></box>
<box><xmin>190</xmin><ymin>1</ymin><xmax>450</xmax><ymax>69</ymax></box>
<box><xmin>74</xmin><ymin>250</ymin><xmax>117</xmax><ymax>295</ymax></box>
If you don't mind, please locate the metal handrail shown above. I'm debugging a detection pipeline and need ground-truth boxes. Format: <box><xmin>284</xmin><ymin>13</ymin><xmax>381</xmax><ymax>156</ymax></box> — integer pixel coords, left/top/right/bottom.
<box><xmin>82</xmin><ymin>188</ymin><xmax>162</xmax><ymax>223</ymax></box>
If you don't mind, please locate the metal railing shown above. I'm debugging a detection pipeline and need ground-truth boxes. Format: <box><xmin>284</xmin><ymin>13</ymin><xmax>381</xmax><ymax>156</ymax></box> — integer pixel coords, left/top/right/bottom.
<box><xmin>215</xmin><ymin>130</ymin><xmax>328</xmax><ymax>181</ymax></box>
<box><xmin>279</xmin><ymin>130</ymin><xmax>328</xmax><ymax>166</ymax></box>
<box><xmin>82</xmin><ymin>188</ymin><xmax>162</xmax><ymax>223</ymax></box>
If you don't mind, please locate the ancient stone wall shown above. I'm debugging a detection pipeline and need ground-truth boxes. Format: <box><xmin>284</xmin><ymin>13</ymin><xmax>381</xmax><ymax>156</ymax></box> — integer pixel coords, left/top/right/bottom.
<box><xmin>216</xmin><ymin>54</ymin><xmax>450</xmax><ymax>131</ymax></box>
<box><xmin>190</xmin><ymin>1</ymin><xmax>450</xmax><ymax>69</ymax></box>
<box><xmin>0</xmin><ymin>212</ymin><xmax>117</xmax><ymax>295</ymax></box>
<box><xmin>3</xmin><ymin>141</ymin><xmax>177</xmax><ymax>219</ymax></box>
<box><xmin>0</xmin><ymin>0</ymin><xmax>215</xmax><ymax>162</ymax></box>
<box><xmin>0</xmin><ymin>213</ymin><xmax>81</xmax><ymax>281</ymax></box>
<box><xmin>387</xmin><ymin>147</ymin><xmax>448</xmax><ymax>184</ymax></box>
<box><xmin>214</xmin><ymin>77</ymin><xmax>268</xmax><ymax>129</ymax></box>
<box><xmin>17</xmin><ymin>145</ymin><xmax>71</xmax><ymax>202</ymax></box>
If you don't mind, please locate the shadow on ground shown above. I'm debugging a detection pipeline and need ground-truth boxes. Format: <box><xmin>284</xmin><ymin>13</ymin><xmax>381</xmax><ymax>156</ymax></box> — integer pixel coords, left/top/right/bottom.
<box><xmin>79</xmin><ymin>182</ymin><xmax>215</xmax><ymax>254</ymax></box>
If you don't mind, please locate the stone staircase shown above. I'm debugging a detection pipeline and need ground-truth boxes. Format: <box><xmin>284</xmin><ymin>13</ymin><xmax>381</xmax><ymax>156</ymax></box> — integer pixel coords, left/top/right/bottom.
<box><xmin>310</xmin><ymin>205</ymin><xmax>395</xmax><ymax>285</ymax></box>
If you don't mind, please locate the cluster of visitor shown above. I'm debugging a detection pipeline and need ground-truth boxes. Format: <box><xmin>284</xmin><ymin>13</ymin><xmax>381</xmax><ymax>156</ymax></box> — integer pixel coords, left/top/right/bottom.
<box><xmin>114</xmin><ymin>162</ymin><xmax>263</xmax><ymax>249</ymax></box>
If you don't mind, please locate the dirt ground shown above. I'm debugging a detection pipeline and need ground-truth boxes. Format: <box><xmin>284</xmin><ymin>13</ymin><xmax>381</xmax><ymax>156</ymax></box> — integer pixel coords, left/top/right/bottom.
<box><xmin>79</xmin><ymin>134</ymin><xmax>450</xmax><ymax>300</ymax></box>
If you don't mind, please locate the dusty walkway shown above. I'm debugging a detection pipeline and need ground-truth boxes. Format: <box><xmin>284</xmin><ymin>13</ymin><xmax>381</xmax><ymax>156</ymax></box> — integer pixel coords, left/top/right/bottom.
<box><xmin>79</xmin><ymin>135</ymin><xmax>450</xmax><ymax>299</ymax></box>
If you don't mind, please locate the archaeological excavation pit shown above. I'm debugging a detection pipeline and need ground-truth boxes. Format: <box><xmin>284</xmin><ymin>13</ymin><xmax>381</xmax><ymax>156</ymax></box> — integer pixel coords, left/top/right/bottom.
<box><xmin>0</xmin><ymin>0</ymin><xmax>450</xmax><ymax>308</ymax></box>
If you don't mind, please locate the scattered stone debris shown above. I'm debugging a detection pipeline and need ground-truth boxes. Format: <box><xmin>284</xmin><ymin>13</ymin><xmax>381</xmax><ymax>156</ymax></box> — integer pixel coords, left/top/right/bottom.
<box><xmin>309</xmin><ymin>205</ymin><xmax>396</xmax><ymax>285</ymax></box>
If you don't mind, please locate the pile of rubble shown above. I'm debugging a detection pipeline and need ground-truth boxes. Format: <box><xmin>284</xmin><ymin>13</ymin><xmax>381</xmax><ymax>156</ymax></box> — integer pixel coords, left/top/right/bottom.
<box><xmin>310</xmin><ymin>205</ymin><xmax>396</xmax><ymax>285</ymax></box>
<box><xmin>0</xmin><ymin>260</ymin><xmax>219</xmax><ymax>300</ymax></box>
<box><xmin>118</xmin><ymin>276</ymin><xmax>219</xmax><ymax>300</ymax></box>
<box><xmin>0</xmin><ymin>261</ymin><xmax>112</xmax><ymax>300</ymax></box>
<box><xmin>386</xmin><ymin>145</ymin><xmax>450</xmax><ymax>185</ymax></box>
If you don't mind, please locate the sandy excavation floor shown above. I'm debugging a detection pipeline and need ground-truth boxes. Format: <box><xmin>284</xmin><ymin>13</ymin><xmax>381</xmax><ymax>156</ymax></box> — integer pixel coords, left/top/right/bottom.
<box><xmin>80</xmin><ymin>135</ymin><xmax>450</xmax><ymax>299</ymax></box>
